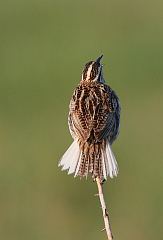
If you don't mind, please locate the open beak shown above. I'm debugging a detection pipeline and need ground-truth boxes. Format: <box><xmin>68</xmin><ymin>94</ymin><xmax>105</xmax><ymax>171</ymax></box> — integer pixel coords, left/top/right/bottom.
<box><xmin>96</xmin><ymin>54</ymin><xmax>103</xmax><ymax>63</ymax></box>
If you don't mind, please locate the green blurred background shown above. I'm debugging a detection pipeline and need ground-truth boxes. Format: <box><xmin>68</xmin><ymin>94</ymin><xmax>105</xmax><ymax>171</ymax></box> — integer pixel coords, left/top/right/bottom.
<box><xmin>0</xmin><ymin>0</ymin><xmax>163</xmax><ymax>239</ymax></box>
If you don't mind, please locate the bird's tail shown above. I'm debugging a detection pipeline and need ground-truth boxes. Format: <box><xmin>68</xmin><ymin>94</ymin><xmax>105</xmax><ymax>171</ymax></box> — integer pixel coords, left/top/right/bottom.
<box><xmin>58</xmin><ymin>139</ymin><xmax>118</xmax><ymax>181</ymax></box>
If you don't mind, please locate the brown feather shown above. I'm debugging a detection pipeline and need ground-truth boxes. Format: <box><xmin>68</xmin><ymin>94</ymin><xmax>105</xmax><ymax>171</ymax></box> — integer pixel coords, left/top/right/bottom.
<box><xmin>67</xmin><ymin>63</ymin><xmax>120</xmax><ymax>181</ymax></box>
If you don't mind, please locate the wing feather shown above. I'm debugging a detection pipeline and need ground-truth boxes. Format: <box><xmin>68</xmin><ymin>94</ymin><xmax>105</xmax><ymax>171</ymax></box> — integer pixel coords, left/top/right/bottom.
<box><xmin>68</xmin><ymin>83</ymin><xmax>120</xmax><ymax>144</ymax></box>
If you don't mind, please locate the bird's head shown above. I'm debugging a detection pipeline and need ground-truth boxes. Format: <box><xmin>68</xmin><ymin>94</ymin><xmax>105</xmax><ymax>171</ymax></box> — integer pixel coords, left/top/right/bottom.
<box><xmin>81</xmin><ymin>55</ymin><xmax>104</xmax><ymax>83</ymax></box>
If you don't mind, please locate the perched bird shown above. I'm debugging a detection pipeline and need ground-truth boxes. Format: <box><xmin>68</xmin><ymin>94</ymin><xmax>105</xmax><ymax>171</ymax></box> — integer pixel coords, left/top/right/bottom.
<box><xmin>59</xmin><ymin>55</ymin><xmax>120</xmax><ymax>182</ymax></box>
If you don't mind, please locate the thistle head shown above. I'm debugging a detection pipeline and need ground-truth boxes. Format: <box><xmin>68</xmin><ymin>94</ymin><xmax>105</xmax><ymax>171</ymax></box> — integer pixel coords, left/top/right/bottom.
<box><xmin>81</xmin><ymin>55</ymin><xmax>104</xmax><ymax>83</ymax></box>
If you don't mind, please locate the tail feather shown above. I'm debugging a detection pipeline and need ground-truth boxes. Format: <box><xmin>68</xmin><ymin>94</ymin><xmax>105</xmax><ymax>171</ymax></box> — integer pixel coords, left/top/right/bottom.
<box><xmin>105</xmin><ymin>140</ymin><xmax>118</xmax><ymax>178</ymax></box>
<box><xmin>58</xmin><ymin>139</ymin><xmax>118</xmax><ymax>180</ymax></box>
<box><xmin>58</xmin><ymin>140</ymin><xmax>81</xmax><ymax>174</ymax></box>
<box><xmin>101</xmin><ymin>150</ymin><xmax>107</xmax><ymax>180</ymax></box>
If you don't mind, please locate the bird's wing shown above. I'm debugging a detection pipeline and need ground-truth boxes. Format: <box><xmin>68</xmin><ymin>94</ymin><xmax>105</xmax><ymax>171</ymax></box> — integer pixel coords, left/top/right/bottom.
<box><xmin>68</xmin><ymin>84</ymin><xmax>120</xmax><ymax>144</ymax></box>
<box><xmin>68</xmin><ymin>84</ymin><xmax>93</xmax><ymax>141</ymax></box>
<box><xmin>93</xmin><ymin>86</ymin><xmax>120</xmax><ymax>143</ymax></box>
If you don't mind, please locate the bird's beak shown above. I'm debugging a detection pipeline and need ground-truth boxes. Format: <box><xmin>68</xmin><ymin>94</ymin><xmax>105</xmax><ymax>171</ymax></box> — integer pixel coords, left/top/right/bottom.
<box><xmin>96</xmin><ymin>54</ymin><xmax>103</xmax><ymax>63</ymax></box>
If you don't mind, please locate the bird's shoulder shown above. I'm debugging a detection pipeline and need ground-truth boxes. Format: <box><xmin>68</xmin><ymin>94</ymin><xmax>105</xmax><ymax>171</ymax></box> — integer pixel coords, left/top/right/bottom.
<box><xmin>70</xmin><ymin>82</ymin><xmax>118</xmax><ymax>112</ymax></box>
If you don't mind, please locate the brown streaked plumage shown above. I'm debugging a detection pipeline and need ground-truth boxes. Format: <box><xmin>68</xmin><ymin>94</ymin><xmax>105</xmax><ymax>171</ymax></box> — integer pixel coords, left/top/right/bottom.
<box><xmin>59</xmin><ymin>55</ymin><xmax>120</xmax><ymax>182</ymax></box>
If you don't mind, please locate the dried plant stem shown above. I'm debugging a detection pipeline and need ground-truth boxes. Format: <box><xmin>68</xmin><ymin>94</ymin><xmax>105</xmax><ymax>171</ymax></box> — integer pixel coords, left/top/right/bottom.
<box><xmin>96</xmin><ymin>177</ymin><xmax>113</xmax><ymax>240</ymax></box>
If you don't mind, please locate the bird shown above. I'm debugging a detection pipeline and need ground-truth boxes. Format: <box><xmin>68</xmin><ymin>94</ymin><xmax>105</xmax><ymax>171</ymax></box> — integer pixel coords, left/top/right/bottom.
<box><xmin>59</xmin><ymin>55</ymin><xmax>120</xmax><ymax>182</ymax></box>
